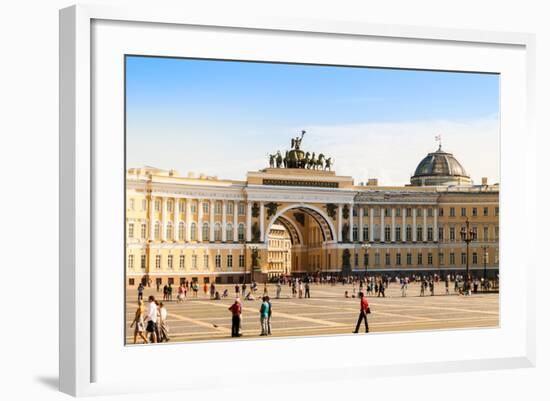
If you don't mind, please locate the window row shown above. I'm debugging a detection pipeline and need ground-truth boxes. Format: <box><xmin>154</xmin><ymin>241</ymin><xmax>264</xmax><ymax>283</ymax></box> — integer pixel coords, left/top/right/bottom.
<box><xmin>346</xmin><ymin>224</ymin><xmax>498</xmax><ymax>242</ymax></box>
<box><xmin>352</xmin><ymin>250</ymin><xmax>497</xmax><ymax>267</ymax></box>
<box><xmin>128</xmin><ymin>254</ymin><xmax>246</xmax><ymax>271</ymax></box>
<box><xmin>128</xmin><ymin>198</ymin><xmax>247</xmax><ymax>216</ymax></box>
<box><xmin>352</xmin><ymin>206</ymin><xmax>499</xmax><ymax>218</ymax></box>
<box><xmin>128</xmin><ymin>222</ymin><xmax>247</xmax><ymax>241</ymax></box>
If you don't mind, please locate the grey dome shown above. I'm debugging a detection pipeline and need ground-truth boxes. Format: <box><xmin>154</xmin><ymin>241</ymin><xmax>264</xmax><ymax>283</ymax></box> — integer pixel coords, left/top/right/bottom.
<box><xmin>411</xmin><ymin>146</ymin><xmax>471</xmax><ymax>186</ymax></box>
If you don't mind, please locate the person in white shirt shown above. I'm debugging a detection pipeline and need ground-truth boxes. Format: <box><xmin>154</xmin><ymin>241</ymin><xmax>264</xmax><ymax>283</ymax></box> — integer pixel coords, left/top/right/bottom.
<box><xmin>146</xmin><ymin>296</ymin><xmax>158</xmax><ymax>343</ymax></box>
<box><xmin>158</xmin><ymin>302</ymin><xmax>169</xmax><ymax>342</ymax></box>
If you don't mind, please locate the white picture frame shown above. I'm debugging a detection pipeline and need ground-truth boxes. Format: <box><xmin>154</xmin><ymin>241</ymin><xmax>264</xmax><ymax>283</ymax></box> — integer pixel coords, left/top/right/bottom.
<box><xmin>59</xmin><ymin>4</ymin><xmax>536</xmax><ymax>397</ymax></box>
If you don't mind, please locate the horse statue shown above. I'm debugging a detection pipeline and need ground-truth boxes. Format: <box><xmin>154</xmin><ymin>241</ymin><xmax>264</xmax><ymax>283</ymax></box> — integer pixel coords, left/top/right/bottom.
<box><xmin>283</xmin><ymin>151</ymin><xmax>289</xmax><ymax>168</ymax></box>
<box><xmin>307</xmin><ymin>152</ymin><xmax>316</xmax><ymax>169</ymax></box>
<box><xmin>275</xmin><ymin>151</ymin><xmax>283</xmax><ymax>168</ymax></box>
<box><xmin>316</xmin><ymin>154</ymin><xmax>325</xmax><ymax>170</ymax></box>
<box><xmin>325</xmin><ymin>157</ymin><xmax>334</xmax><ymax>171</ymax></box>
<box><xmin>268</xmin><ymin>153</ymin><xmax>275</xmax><ymax>168</ymax></box>
<box><xmin>302</xmin><ymin>152</ymin><xmax>310</xmax><ymax>169</ymax></box>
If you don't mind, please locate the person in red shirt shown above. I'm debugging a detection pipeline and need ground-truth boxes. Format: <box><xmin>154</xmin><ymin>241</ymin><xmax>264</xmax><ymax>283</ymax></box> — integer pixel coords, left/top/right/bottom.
<box><xmin>353</xmin><ymin>292</ymin><xmax>370</xmax><ymax>333</ymax></box>
<box><xmin>228</xmin><ymin>298</ymin><xmax>242</xmax><ymax>337</ymax></box>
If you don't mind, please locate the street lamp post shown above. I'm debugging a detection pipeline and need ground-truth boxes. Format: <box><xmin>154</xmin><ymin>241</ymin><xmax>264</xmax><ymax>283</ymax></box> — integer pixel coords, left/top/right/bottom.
<box><xmin>460</xmin><ymin>219</ymin><xmax>476</xmax><ymax>287</ymax></box>
<box><xmin>361</xmin><ymin>243</ymin><xmax>371</xmax><ymax>279</ymax></box>
<box><xmin>481</xmin><ymin>245</ymin><xmax>489</xmax><ymax>291</ymax></box>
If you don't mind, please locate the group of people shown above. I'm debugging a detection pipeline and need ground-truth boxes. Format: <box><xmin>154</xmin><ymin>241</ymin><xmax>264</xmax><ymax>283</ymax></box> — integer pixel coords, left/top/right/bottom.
<box><xmin>130</xmin><ymin>295</ymin><xmax>169</xmax><ymax>344</ymax></box>
<box><xmin>227</xmin><ymin>295</ymin><xmax>273</xmax><ymax>337</ymax></box>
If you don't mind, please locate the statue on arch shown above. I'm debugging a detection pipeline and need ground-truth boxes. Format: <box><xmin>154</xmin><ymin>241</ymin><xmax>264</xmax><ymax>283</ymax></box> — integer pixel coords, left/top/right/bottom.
<box><xmin>291</xmin><ymin>130</ymin><xmax>306</xmax><ymax>150</ymax></box>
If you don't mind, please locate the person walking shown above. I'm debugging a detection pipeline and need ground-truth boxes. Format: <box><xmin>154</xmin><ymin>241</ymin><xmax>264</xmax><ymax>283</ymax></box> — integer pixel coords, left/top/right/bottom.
<box><xmin>266</xmin><ymin>296</ymin><xmax>273</xmax><ymax>335</ymax></box>
<box><xmin>145</xmin><ymin>296</ymin><xmax>158</xmax><ymax>343</ymax></box>
<box><xmin>420</xmin><ymin>279</ymin><xmax>425</xmax><ymax>296</ymax></box>
<box><xmin>158</xmin><ymin>302</ymin><xmax>169</xmax><ymax>342</ymax></box>
<box><xmin>203</xmin><ymin>282</ymin><xmax>208</xmax><ymax>298</ymax></box>
<box><xmin>304</xmin><ymin>282</ymin><xmax>311</xmax><ymax>298</ymax></box>
<box><xmin>352</xmin><ymin>292</ymin><xmax>370</xmax><ymax>333</ymax></box>
<box><xmin>259</xmin><ymin>296</ymin><xmax>270</xmax><ymax>335</ymax></box>
<box><xmin>228</xmin><ymin>298</ymin><xmax>242</xmax><ymax>337</ymax></box>
<box><xmin>445</xmin><ymin>277</ymin><xmax>450</xmax><ymax>295</ymax></box>
<box><xmin>130</xmin><ymin>300</ymin><xmax>148</xmax><ymax>344</ymax></box>
<box><xmin>137</xmin><ymin>282</ymin><xmax>144</xmax><ymax>302</ymax></box>
<box><xmin>276</xmin><ymin>281</ymin><xmax>282</xmax><ymax>299</ymax></box>
<box><xmin>210</xmin><ymin>283</ymin><xmax>216</xmax><ymax>299</ymax></box>
<box><xmin>378</xmin><ymin>280</ymin><xmax>385</xmax><ymax>298</ymax></box>
<box><xmin>235</xmin><ymin>284</ymin><xmax>240</xmax><ymax>297</ymax></box>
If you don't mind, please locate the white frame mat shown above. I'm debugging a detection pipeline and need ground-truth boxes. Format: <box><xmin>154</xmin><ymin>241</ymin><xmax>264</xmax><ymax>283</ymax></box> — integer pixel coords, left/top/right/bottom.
<box><xmin>59</xmin><ymin>4</ymin><xmax>536</xmax><ymax>397</ymax></box>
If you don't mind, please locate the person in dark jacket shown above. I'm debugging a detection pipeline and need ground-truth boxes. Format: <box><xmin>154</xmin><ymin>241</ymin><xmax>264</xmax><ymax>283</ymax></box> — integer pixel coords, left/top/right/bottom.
<box><xmin>228</xmin><ymin>298</ymin><xmax>242</xmax><ymax>337</ymax></box>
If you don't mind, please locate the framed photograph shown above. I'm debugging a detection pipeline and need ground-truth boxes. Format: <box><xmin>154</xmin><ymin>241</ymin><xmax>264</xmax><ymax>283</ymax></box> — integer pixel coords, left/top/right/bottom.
<box><xmin>59</xmin><ymin>4</ymin><xmax>536</xmax><ymax>397</ymax></box>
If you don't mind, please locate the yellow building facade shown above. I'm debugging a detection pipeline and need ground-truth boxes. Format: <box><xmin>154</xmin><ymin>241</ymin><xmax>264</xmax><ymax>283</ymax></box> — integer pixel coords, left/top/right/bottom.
<box><xmin>126</xmin><ymin>146</ymin><xmax>499</xmax><ymax>287</ymax></box>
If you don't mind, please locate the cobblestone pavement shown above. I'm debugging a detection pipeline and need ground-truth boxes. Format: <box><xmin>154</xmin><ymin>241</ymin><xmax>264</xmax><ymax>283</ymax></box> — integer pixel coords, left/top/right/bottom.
<box><xmin>125</xmin><ymin>282</ymin><xmax>499</xmax><ymax>344</ymax></box>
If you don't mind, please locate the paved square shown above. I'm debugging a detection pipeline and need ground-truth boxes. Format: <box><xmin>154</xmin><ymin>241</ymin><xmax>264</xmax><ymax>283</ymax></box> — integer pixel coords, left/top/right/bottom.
<box><xmin>126</xmin><ymin>282</ymin><xmax>499</xmax><ymax>344</ymax></box>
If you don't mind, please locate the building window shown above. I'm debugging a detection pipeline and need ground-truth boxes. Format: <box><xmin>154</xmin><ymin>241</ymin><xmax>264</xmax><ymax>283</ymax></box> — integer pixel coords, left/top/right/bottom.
<box><xmin>363</xmin><ymin>253</ymin><xmax>369</xmax><ymax>267</ymax></box>
<box><xmin>417</xmin><ymin>253</ymin><xmax>423</xmax><ymax>266</ymax></box>
<box><xmin>190</xmin><ymin>223</ymin><xmax>197</xmax><ymax>241</ymax></box>
<box><xmin>438</xmin><ymin>252</ymin><xmax>444</xmax><ymax>264</ymax></box>
<box><xmin>227</xmin><ymin>255</ymin><xmax>233</xmax><ymax>269</ymax></box>
<box><xmin>472</xmin><ymin>207</ymin><xmax>477</xmax><ymax>217</ymax></box>
<box><xmin>406</xmin><ymin>208</ymin><xmax>412</xmax><ymax>217</ymax></box>
<box><xmin>374</xmin><ymin>253</ymin><xmax>380</xmax><ymax>266</ymax></box>
<box><xmin>155</xmin><ymin>255</ymin><xmax>161</xmax><ymax>270</ymax></box>
<box><xmin>141</xmin><ymin>254</ymin><xmax>146</xmax><ymax>270</ymax></box>
<box><xmin>202</xmin><ymin>202</ymin><xmax>209</xmax><ymax>214</ymax></box>
<box><xmin>473</xmin><ymin>252</ymin><xmax>478</xmax><ymax>265</ymax></box>
<box><xmin>202</xmin><ymin>223</ymin><xmax>209</xmax><ymax>241</ymax></box>
<box><xmin>396</xmin><ymin>208</ymin><xmax>401</xmax><ymax>217</ymax></box>
<box><xmin>226</xmin><ymin>223</ymin><xmax>234</xmax><ymax>241</ymax></box>
<box><xmin>406</xmin><ymin>253</ymin><xmax>412</xmax><ymax>265</ymax></box>
<box><xmin>167</xmin><ymin>200</ymin><xmax>173</xmax><ymax>212</ymax></box>
<box><xmin>192</xmin><ymin>255</ymin><xmax>197</xmax><ymax>269</ymax></box>
<box><xmin>166</xmin><ymin>222</ymin><xmax>172</xmax><ymax>240</ymax></box>
<box><xmin>238</xmin><ymin>224</ymin><xmax>245</xmax><ymax>241</ymax></box>
<box><xmin>128</xmin><ymin>223</ymin><xmax>134</xmax><ymax>238</ymax></box>
<box><xmin>354</xmin><ymin>253</ymin><xmax>358</xmax><ymax>266</ymax></box>
<box><xmin>363</xmin><ymin>225</ymin><xmax>369</xmax><ymax>241</ymax></box>
<box><xmin>450</xmin><ymin>253</ymin><xmax>455</xmax><ymax>265</ymax></box>
<box><xmin>179</xmin><ymin>255</ymin><xmax>185</xmax><ymax>270</ymax></box>
<box><xmin>428</xmin><ymin>253</ymin><xmax>433</xmax><ymax>265</ymax></box>
<box><xmin>483</xmin><ymin>226</ymin><xmax>488</xmax><ymax>241</ymax></box>
<box><xmin>203</xmin><ymin>254</ymin><xmax>209</xmax><ymax>269</ymax></box>
<box><xmin>416</xmin><ymin>208</ymin><xmax>422</xmax><ymax>217</ymax></box>
<box><xmin>450</xmin><ymin>227</ymin><xmax>455</xmax><ymax>241</ymax></box>
<box><xmin>238</xmin><ymin>202</ymin><xmax>245</xmax><ymax>215</ymax></box>
<box><xmin>215</xmin><ymin>254</ymin><xmax>221</xmax><ymax>269</ymax></box>
<box><xmin>439</xmin><ymin>208</ymin><xmax>444</xmax><ymax>217</ymax></box>
<box><xmin>227</xmin><ymin>202</ymin><xmax>234</xmax><ymax>215</ymax></box>
<box><xmin>495</xmin><ymin>226</ymin><xmax>499</xmax><ymax>240</ymax></box>
<box><xmin>353</xmin><ymin>207</ymin><xmax>358</xmax><ymax>217</ymax></box>
<box><xmin>178</xmin><ymin>199</ymin><xmax>185</xmax><ymax>212</ymax></box>
<box><xmin>129</xmin><ymin>198</ymin><xmax>135</xmax><ymax>210</ymax></box>
<box><xmin>215</xmin><ymin>202</ymin><xmax>222</xmax><ymax>215</ymax></box>
<box><xmin>395</xmin><ymin>226</ymin><xmax>401</xmax><ymax>241</ymax></box>
<box><xmin>416</xmin><ymin>226</ymin><xmax>423</xmax><ymax>241</ymax></box>
<box><xmin>461</xmin><ymin>207</ymin><xmax>466</xmax><ymax>217</ymax></box>
<box><xmin>472</xmin><ymin>226</ymin><xmax>478</xmax><ymax>241</ymax></box>
<box><xmin>495</xmin><ymin>207</ymin><xmax>499</xmax><ymax>216</ymax></box>
<box><xmin>438</xmin><ymin>226</ymin><xmax>443</xmax><ymax>241</ymax></box>
<box><xmin>141</xmin><ymin>199</ymin><xmax>147</xmax><ymax>211</ymax></box>
<box><xmin>385</xmin><ymin>253</ymin><xmax>390</xmax><ymax>266</ymax></box>
<box><xmin>461</xmin><ymin>253</ymin><xmax>467</xmax><ymax>265</ymax></box>
<box><xmin>427</xmin><ymin>226</ymin><xmax>433</xmax><ymax>241</ymax></box>
<box><xmin>428</xmin><ymin>208</ymin><xmax>433</xmax><ymax>217</ymax></box>
<box><xmin>239</xmin><ymin>254</ymin><xmax>245</xmax><ymax>268</ymax></box>
<box><xmin>168</xmin><ymin>255</ymin><xmax>173</xmax><ymax>270</ymax></box>
<box><xmin>155</xmin><ymin>199</ymin><xmax>161</xmax><ymax>211</ymax></box>
<box><xmin>352</xmin><ymin>225</ymin><xmax>358</xmax><ymax>241</ymax></box>
<box><xmin>141</xmin><ymin>224</ymin><xmax>147</xmax><ymax>239</ymax></box>
<box><xmin>363</xmin><ymin>207</ymin><xmax>369</xmax><ymax>216</ymax></box>
<box><xmin>374</xmin><ymin>207</ymin><xmax>380</xmax><ymax>217</ymax></box>
<box><xmin>449</xmin><ymin>207</ymin><xmax>455</xmax><ymax>217</ymax></box>
<box><xmin>384</xmin><ymin>208</ymin><xmax>390</xmax><ymax>217</ymax></box>
<box><xmin>406</xmin><ymin>225</ymin><xmax>412</xmax><ymax>241</ymax></box>
<box><xmin>178</xmin><ymin>222</ymin><xmax>185</xmax><ymax>240</ymax></box>
<box><xmin>128</xmin><ymin>254</ymin><xmax>134</xmax><ymax>270</ymax></box>
<box><xmin>396</xmin><ymin>253</ymin><xmax>401</xmax><ymax>266</ymax></box>
<box><xmin>214</xmin><ymin>223</ymin><xmax>221</xmax><ymax>241</ymax></box>
<box><xmin>190</xmin><ymin>201</ymin><xmax>197</xmax><ymax>214</ymax></box>
<box><xmin>154</xmin><ymin>222</ymin><xmax>160</xmax><ymax>240</ymax></box>
<box><xmin>384</xmin><ymin>226</ymin><xmax>391</xmax><ymax>242</ymax></box>
<box><xmin>483</xmin><ymin>207</ymin><xmax>488</xmax><ymax>216</ymax></box>
<box><xmin>374</xmin><ymin>225</ymin><xmax>380</xmax><ymax>241</ymax></box>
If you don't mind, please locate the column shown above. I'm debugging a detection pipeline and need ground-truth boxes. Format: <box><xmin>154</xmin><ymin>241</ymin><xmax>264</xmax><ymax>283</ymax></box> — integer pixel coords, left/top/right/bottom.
<box><xmin>359</xmin><ymin>206</ymin><xmax>364</xmax><ymax>242</ymax></box>
<box><xmin>434</xmin><ymin>206</ymin><xmax>438</xmax><ymax>242</ymax></box>
<box><xmin>391</xmin><ymin>207</ymin><xmax>396</xmax><ymax>242</ymax></box>
<box><xmin>246</xmin><ymin>201</ymin><xmax>252</xmax><ymax>242</ymax></box>
<box><xmin>348</xmin><ymin>203</ymin><xmax>354</xmax><ymax>242</ymax></box>
<box><xmin>402</xmin><ymin>208</ymin><xmax>406</xmax><ymax>243</ymax></box>
<box><xmin>161</xmin><ymin>197</ymin><xmax>167</xmax><ymax>241</ymax></box>
<box><xmin>222</xmin><ymin>200</ymin><xmax>227</xmax><ymax>242</ymax></box>
<box><xmin>209</xmin><ymin>199</ymin><xmax>215</xmax><ymax>241</ymax></box>
<box><xmin>337</xmin><ymin>204</ymin><xmax>343</xmax><ymax>242</ymax></box>
<box><xmin>149</xmin><ymin>194</ymin><xmax>155</xmax><ymax>240</ymax></box>
<box><xmin>198</xmin><ymin>199</ymin><xmax>203</xmax><ymax>242</ymax></box>
<box><xmin>185</xmin><ymin>199</ymin><xmax>192</xmax><ymax>241</ymax></box>
<box><xmin>370</xmin><ymin>207</ymin><xmax>374</xmax><ymax>242</ymax></box>
<box><xmin>423</xmin><ymin>207</ymin><xmax>428</xmax><ymax>242</ymax></box>
<box><xmin>412</xmin><ymin>206</ymin><xmax>417</xmax><ymax>242</ymax></box>
<box><xmin>233</xmin><ymin>201</ymin><xmax>238</xmax><ymax>241</ymax></box>
<box><xmin>260</xmin><ymin>201</ymin><xmax>265</xmax><ymax>242</ymax></box>
<box><xmin>380</xmin><ymin>207</ymin><xmax>385</xmax><ymax>242</ymax></box>
<box><xmin>174</xmin><ymin>198</ymin><xmax>179</xmax><ymax>242</ymax></box>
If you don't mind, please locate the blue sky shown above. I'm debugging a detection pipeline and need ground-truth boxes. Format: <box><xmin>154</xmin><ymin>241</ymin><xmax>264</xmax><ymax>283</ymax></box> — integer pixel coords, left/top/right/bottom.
<box><xmin>126</xmin><ymin>56</ymin><xmax>500</xmax><ymax>185</ymax></box>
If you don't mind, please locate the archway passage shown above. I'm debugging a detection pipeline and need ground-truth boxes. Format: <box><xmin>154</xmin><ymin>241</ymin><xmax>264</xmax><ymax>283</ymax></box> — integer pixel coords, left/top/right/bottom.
<box><xmin>265</xmin><ymin>205</ymin><xmax>337</xmax><ymax>277</ymax></box>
